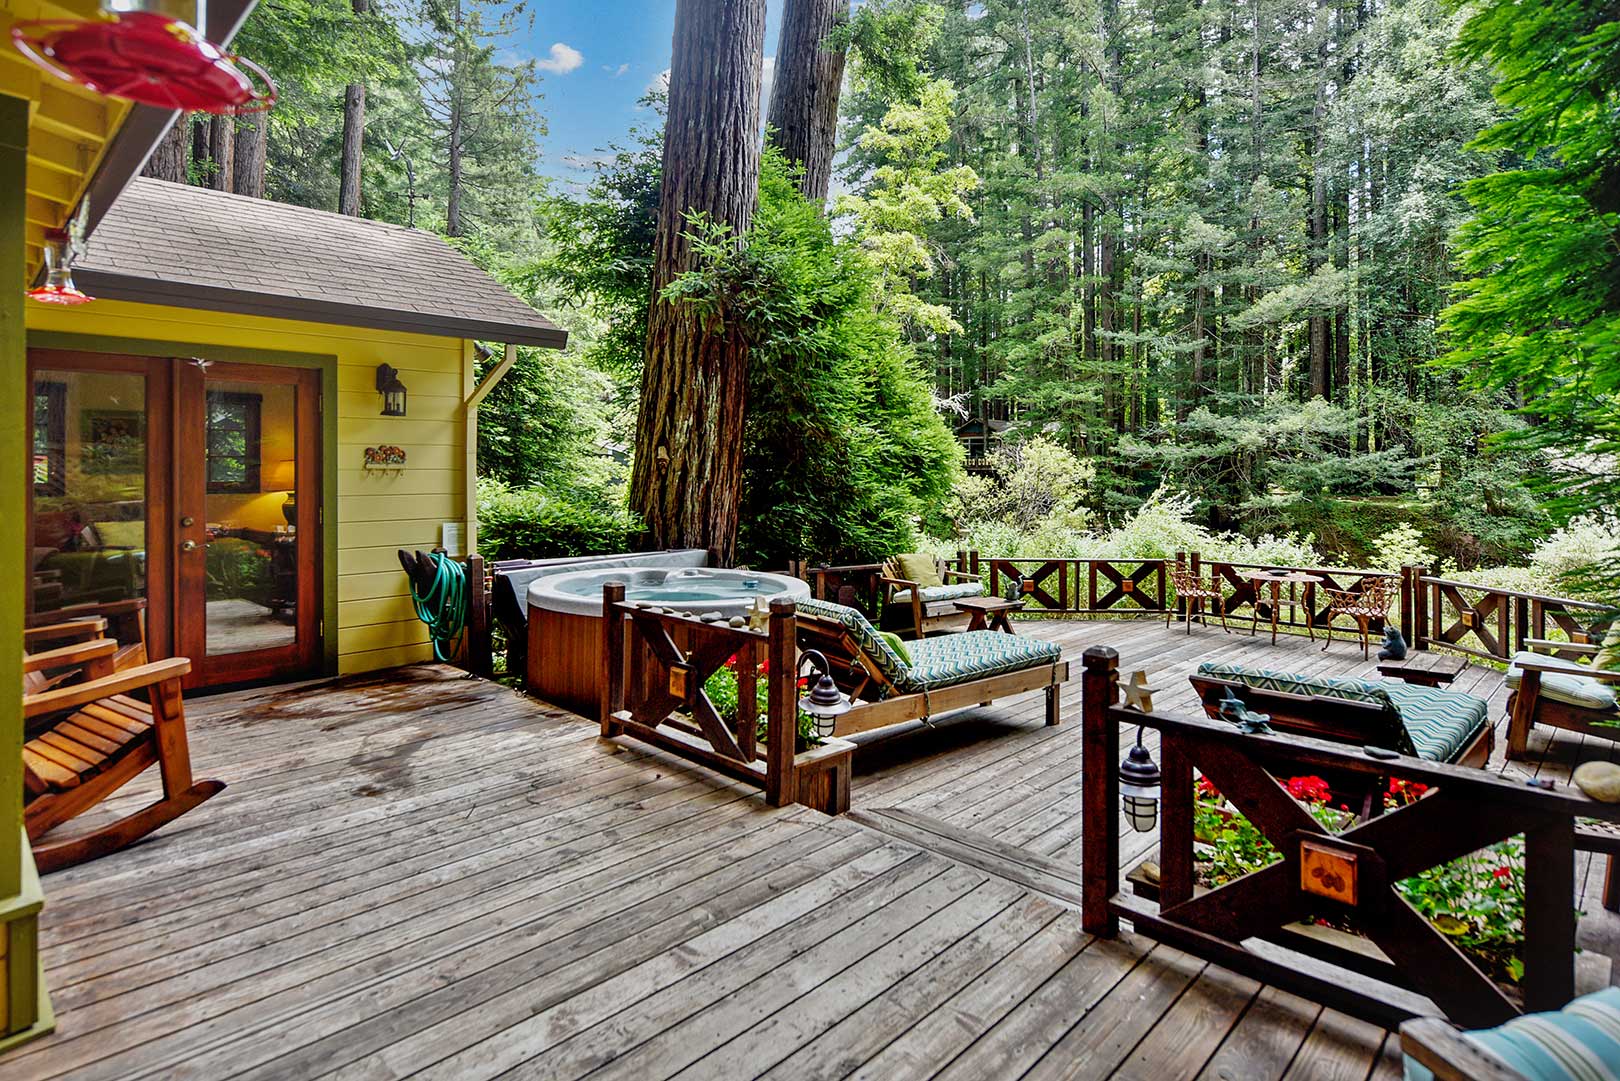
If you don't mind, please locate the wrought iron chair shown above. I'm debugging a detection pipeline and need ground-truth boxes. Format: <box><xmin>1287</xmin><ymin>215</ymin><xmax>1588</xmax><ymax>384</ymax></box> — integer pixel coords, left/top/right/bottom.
<box><xmin>1166</xmin><ymin>565</ymin><xmax>1228</xmax><ymax>635</ymax></box>
<box><xmin>1320</xmin><ymin>576</ymin><xmax>1396</xmax><ymax>659</ymax></box>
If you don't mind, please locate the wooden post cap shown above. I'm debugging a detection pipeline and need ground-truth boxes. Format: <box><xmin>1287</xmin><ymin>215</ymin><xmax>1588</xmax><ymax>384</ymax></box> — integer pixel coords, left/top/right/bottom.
<box><xmin>1082</xmin><ymin>646</ymin><xmax>1120</xmax><ymax>669</ymax></box>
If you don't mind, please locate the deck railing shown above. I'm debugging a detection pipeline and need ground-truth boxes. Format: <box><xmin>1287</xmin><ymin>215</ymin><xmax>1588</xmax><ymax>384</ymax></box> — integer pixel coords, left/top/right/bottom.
<box><xmin>1080</xmin><ymin>646</ymin><xmax>1604</xmax><ymax>1029</ymax></box>
<box><xmin>1408</xmin><ymin>570</ymin><xmax>1614</xmax><ymax>663</ymax></box>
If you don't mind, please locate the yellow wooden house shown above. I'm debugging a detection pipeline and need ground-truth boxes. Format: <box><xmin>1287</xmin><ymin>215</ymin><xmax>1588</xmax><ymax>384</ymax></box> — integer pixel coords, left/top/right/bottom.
<box><xmin>2</xmin><ymin>0</ymin><xmax>565</xmax><ymax>1047</ymax></box>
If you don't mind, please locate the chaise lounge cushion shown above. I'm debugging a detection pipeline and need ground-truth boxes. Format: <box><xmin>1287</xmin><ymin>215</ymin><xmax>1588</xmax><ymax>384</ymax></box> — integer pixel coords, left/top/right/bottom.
<box><xmin>1196</xmin><ymin>661</ymin><xmax>1489</xmax><ymax>763</ymax></box>
<box><xmin>796</xmin><ymin>596</ymin><xmax>912</xmax><ymax>687</ymax></box>
<box><xmin>1403</xmin><ymin>986</ymin><xmax>1620</xmax><ymax>1081</ymax></box>
<box><xmin>889</xmin><ymin>581</ymin><xmax>983</xmax><ymax>605</ymax></box>
<box><xmin>900</xmin><ymin>632</ymin><xmax>1063</xmax><ymax>694</ymax></box>
<box><xmin>1507</xmin><ymin>651</ymin><xmax>1619</xmax><ymax>712</ymax></box>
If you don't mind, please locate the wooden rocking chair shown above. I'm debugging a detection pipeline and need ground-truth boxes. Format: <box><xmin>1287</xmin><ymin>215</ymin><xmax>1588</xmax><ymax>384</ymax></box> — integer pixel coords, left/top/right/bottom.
<box><xmin>22</xmin><ymin>653</ymin><xmax>223</xmax><ymax>873</ymax></box>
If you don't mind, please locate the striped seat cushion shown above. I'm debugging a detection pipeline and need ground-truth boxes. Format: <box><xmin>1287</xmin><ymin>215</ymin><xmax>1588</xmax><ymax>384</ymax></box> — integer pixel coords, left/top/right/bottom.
<box><xmin>1195</xmin><ymin>662</ymin><xmax>1486</xmax><ymax>762</ymax></box>
<box><xmin>901</xmin><ymin>632</ymin><xmax>1063</xmax><ymax>694</ymax></box>
<box><xmin>1507</xmin><ymin>652</ymin><xmax>1619</xmax><ymax>712</ymax></box>
<box><xmin>1404</xmin><ymin>986</ymin><xmax>1620</xmax><ymax>1081</ymax></box>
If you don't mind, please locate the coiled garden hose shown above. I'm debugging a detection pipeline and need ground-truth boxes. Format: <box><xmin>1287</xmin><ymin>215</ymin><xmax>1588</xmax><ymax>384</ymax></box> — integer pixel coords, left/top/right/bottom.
<box><xmin>409</xmin><ymin>551</ymin><xmax>467</xmax><ymax>662</ymax></box>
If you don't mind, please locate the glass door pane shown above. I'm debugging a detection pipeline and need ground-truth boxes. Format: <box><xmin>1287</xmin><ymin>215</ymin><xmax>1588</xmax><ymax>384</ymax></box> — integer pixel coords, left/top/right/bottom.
<box><xmin>202</xmin><ymin>378</ymin><xmax>299</xmax><ymax>657</ymax></box>
<box><xmin>29</xmin><ymin>369</ymin><xmax>148</xmax><ymax>619</ymax></box>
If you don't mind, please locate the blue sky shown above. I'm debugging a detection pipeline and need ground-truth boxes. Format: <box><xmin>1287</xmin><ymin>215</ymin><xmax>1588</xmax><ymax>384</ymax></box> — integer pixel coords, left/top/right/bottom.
<box><xmin>522</xmin><ymin>2</ymin><xmax>784</xmax><ymax>188</ymax></box>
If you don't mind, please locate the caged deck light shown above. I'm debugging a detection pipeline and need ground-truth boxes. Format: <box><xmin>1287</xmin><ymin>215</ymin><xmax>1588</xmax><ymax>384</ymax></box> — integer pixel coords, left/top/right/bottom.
<box><xmin>797</xmin><ymin>649</ymin><xmax>851</xmax><ymax>738</ymax></box>
<box><xmin>27</xmin><ymin>227</ymin><xmax>93</xmax><ymax>306</ymax></box>
<box><xmin>11</xmin><ymin>0</ymin><xmax>276</xmax><ymax>115</ymax></box>
<box><xmin>376</xmin><ymin>364</ymin><xmax>408</xmax><ymax>417</ymax></box>
<box><xmin>1119</xmin><ymin>728</ymin><xmax>1161</xmax><ymax>833</ymax></box>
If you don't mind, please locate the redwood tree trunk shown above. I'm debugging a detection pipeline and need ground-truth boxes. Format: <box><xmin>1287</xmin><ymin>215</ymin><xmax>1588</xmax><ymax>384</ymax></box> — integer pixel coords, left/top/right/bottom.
<box><xmin>207</xmin><ymin>115</ymin><xmax>234</xmax><ymax>192</ymax></box>
<box><xmin>338</xmin><ymin>0</ymin><xmax>369</xmax><ymax>216</ymax></box>
<box><xmin>142</xmin><ymin>116</ymin><xmax>188</xmax><ymax>182</ymax></box>
<box><xmin>233</xmin><ymin>114</ymin><xmax>267</xmax><ymax>198</ymax></box>
<box><xmin>765</xmin><ymin>0</ymin><xmax>847</xmax><ymax>206</ymax></box>
<box><xmin>630</xmin><ymin>0</ymin><xmax>766</xmax><ymax>564</ymax></box>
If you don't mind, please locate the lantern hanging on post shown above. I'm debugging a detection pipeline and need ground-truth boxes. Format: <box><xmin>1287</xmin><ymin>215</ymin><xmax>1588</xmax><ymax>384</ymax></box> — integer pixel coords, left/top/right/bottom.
<box><xmin>797</xmin><ymin>649</ymin><xmax>851</xmax><ymax>739</ymax></box>
<box><xmin>11</xmin><ymin>0</ymin><xmax>277</xmax><ymax>115</ymax></box>
<box><xmin>1119</xmin><ymin>727</ymin><xmax>1161</xmax><ymax>833</ymax></box>
<box><xmin>376</xmin><ymin>364</ymin><xmax>407</xmax><ymax>417</ymax></box>
<box><xmin>26</xmin><ymin>226</ymin><xmax>94</xmax><ymax>306</ymax></box>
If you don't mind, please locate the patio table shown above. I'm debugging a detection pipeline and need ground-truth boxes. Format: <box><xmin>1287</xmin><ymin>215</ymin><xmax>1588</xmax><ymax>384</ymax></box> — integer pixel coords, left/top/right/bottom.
<box><xmin>1245</xmin><ymin>570</ymin><xmax>1323</xmax><ymax>645</ymax></box>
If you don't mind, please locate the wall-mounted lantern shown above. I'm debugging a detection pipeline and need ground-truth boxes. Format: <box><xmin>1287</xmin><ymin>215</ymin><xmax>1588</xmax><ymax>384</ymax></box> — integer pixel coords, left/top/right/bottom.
<box><xmin>376</xmin><ymin>363</ymin><xmax>407</xmax><ymax>417</ymax></box>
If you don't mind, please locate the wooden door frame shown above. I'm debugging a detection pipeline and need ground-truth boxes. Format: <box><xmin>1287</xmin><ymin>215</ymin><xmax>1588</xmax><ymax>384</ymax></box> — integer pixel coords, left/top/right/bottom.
<box><xmin>27</xmin><ymin>333</ymin><xmax>339</xmax><ymax>683</ymax></box>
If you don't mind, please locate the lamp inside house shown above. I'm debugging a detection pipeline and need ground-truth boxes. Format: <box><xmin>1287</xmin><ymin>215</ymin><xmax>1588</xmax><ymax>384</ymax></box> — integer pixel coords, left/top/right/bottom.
<box><xmin>797</xmin><ymin>649</ymin><xmax>851</xmax><ymax>738</ymax></box>
<box><xmin>376</xmin><ymin>363</ymin><xmax>407</xmax><ymax>416</ymax></box>
<box><xmin>26</xmin><ymin>228</ymin><xmax>93</xmax><ymax>306</ymax></box>
<box><xmin>1119</xmin><ymin>727</ymin><xmax>1162</xmax><ymax>833</ymax></box>
<box><xmin>11</xmin><ymin>0</ymin><xmax>277</xmax><ymax>114</ymax></box>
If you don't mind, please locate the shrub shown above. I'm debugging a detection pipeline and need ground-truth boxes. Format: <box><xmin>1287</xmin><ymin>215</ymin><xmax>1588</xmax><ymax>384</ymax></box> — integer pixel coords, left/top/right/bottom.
<box><xmin>1369</xmin><ymin>523</ymin><xmax>1435</xmax><ymax>572</ymax></box>
<box><xmin>476</xmin><ymin>479</ymin><xmax>641</xmax><ymax>561</ymax></box>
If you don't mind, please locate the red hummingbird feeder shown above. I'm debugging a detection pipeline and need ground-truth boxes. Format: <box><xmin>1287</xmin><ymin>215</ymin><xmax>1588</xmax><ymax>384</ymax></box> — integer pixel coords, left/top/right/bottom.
<box><xmin>27</xmin><ymin>228</ymin><xmax>94</xmax><ymax>306</ymax></box>
<box><xmin>11</xmin><ymin>0</ymin><xmax>276</xmax><ymax>115</ymax></box>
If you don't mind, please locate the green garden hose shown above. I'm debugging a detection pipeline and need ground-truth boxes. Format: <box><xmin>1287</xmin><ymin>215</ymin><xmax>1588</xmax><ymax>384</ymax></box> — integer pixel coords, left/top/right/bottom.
<box><xmin>409</xmin><ymin>551</ymin><xmax>467</xmax><ymax>662</ymax></box>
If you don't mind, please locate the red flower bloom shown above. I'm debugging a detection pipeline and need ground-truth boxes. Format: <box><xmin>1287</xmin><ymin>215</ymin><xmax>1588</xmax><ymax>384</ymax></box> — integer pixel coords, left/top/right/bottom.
<box><xmin>1196</xmin><ymin>777</ymin><xmax>1221</xmax><ymax>801</ymax></box>
<box><xmin>1285</xmin><ymin>776</ymin><xmax>1332</xmax><ymax>804</ymax></box>
<box><xmin>1493</xmin><ymin>866</ymin><xmax>1512</xmax><ymax>880</ymax></box>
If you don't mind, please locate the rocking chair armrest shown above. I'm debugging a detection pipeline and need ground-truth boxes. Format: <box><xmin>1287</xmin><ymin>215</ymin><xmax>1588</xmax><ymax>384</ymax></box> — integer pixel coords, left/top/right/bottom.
<box><xmin>1523</xmin><ymin>638</ymin><xmax>1599</xmax><ymax>656</ymax></box>
<box><xmin>23</xmin><ymin>617</ymin><xmax>109</xmax><ymax>646</ymax></box>
<box><xmin>879</xmin><ymin>576</ymin><xmax>920</xmax><ymax>593</ymax></box>
<box><xmin>24</xmin><ymin>657</ymin><xmax>192</xmax><ymax>719</ymax></box>
<box><xmin>942</xmin><ymin>569</ymin><xmax>982</xmax><ymax>583</ymax></box>
<box><xmin>1398</xmin><ymin>1018</ymin><xmax>1526</xmax><ymax>1081</ymax></box>
<box><xmin>1512</xmin><ymin>656</ymin><xmax>1620</xmax><ymax>681</ymax></box>
<box><xmin>24</xmin><ymin>638</ymin><xmax>118</xmax><ymax>673</ymax></box>
<box><xmin>25</xmin><ymin>598</ymin><xmax>147</xmax><ymax>627</ymax></box>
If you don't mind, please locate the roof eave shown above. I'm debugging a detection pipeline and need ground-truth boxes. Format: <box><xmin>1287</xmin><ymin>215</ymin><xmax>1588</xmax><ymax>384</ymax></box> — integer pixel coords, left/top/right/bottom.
<box><xmin>74</xmin><ymin>269</ymin><xmax>570</xmax><ymax>349</ymax></box>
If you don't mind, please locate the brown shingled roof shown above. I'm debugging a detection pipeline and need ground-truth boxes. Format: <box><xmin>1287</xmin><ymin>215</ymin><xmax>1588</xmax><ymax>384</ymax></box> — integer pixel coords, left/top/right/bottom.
<box><xmin>75</xmin><ymin>178</ymin><xmax>568</xmax><ymax>348</ymax></box>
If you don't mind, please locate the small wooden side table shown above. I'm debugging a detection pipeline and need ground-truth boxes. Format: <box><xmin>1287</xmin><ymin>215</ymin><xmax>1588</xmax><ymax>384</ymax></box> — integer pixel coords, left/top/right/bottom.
<box><xmin>955</xmin><ymin>596</ymin><xmax>1022</xmax><ymax>634</ymax></box>
<box><xmin>1246</xmin><ymin>571</ymin><xmax>1323</xmax><ymax>645</ymax></box>
<box><xmin>1377</xmin><ymin>652</ymin><xmax>1467</xmax><ymax>687</ymax></box>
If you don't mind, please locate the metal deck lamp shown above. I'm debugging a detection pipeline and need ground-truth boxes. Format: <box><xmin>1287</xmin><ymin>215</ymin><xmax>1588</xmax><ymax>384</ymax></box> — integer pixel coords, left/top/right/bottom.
<box><xmin>1119</xmin><ymin>728</ymin><xmax>1162</xmax><ymax>833</ymax></box>
<box><xmin>376</xmin><ymin>364</ymin><xmax>408</xmax><ymax>417</ymax></box>
<box><xmin>797</xmin><ymin>649</ymin><xmax>851</xmax><ymax>739</ymax></box>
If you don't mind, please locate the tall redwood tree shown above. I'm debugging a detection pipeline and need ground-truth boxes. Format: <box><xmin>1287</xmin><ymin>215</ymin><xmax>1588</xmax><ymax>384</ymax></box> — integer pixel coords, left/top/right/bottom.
<box><xmin>630</xmin><ymin>0</ymin><xmax>767</xmax><ymax>564</ymax></box>
<box><xmin>766</xmin><ymin>0</ymin><xmax>848</xmax><ymax>206</ymax></box>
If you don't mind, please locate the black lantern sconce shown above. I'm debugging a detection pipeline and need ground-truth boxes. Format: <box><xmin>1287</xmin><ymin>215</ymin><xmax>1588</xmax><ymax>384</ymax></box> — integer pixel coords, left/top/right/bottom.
<box><xmin>1119</xmin><ymin>727</ymin><xmax>1162</xmax><ymax>833</ymax></box>
<box><xmin>376</xmin><ymin>363</ymin><xmax>408</xmax><ymax>417</ymax></box>
<box><xmin>797</xmin><ymin>649</ymin><xmax>852</xmax><ymax>738</ymax></box>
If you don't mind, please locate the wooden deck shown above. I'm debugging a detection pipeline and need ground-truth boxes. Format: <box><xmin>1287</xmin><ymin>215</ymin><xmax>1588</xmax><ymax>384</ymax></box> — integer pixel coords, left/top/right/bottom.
<box><xmin>14</xmin><ymin>618</ymin><xmax>1612</xmax><ymax>1080</ymax></box>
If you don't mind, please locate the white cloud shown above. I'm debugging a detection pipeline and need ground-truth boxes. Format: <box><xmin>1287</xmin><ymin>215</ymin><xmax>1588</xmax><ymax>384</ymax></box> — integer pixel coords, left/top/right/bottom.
<box><xmin>760</xmin><ymin>55</ymin><xmax>776</xmax><ymax>110</ymax></box>
<box><xmin>537</xmin><ymin>42</ymin><xmax>584</xmax><ymax>75</ymax></box>
<box><xmin>604</xmin><ymin>62</ymin><xmax>630</xmax><ymax>78</ymax></box>
<box><xmin>645</xmin><ymin>68</ymin><xmax>671</xmax><ymax>96</ymax></box>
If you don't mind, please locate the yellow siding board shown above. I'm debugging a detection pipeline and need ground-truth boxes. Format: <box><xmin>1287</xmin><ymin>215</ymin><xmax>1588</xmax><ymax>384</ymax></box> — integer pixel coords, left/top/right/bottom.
<box><xmin>26</xmin><ymin>298</ymin><xmax>474</xmax><ymax>674</ymax></box>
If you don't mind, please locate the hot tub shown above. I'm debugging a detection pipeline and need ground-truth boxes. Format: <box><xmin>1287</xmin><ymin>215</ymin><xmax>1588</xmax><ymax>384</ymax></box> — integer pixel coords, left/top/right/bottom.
<box><xmin>525</xmin><ymin>565</ymin><xmax>809</xmax><ymax>716</ymax></box>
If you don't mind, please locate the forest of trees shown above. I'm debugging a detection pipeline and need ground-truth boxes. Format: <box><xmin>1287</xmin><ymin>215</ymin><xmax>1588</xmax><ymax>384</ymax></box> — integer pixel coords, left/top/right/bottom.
<box><xmin>142</xmin><ymin>0</ymin><xmax>1620</xmax><ymax>587</ymax></box>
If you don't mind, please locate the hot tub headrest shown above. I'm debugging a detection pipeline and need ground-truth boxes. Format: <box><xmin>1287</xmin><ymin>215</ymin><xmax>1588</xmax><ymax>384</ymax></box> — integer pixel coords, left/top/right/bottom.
<box><xmin>492</xmin><ymin>549</ymin><xmax>710</xmax><ymax>627</ymax></box>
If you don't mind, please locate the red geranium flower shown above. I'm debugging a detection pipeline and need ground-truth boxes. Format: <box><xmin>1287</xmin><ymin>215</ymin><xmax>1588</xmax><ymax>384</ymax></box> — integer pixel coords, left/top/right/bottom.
<box><xmin>1285</xmin><ymin>776</ymin><xmax>1332</xmax><ymax>804</ymax></box>
<box><xmin>1493</xmin><ymin>866</ymin><xmax>1512</xmax><ymax>880</ymax></box>
<box><xmin>1196</xmin><ymin>777</ymin><xmax>1221</xmax><ymax>801</ymax></box>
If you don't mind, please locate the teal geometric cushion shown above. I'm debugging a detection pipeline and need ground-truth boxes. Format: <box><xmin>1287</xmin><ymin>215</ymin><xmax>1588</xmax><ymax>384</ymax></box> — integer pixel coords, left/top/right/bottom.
<box><xmin>1196</xmin><ymin>661</ymin><xmax>1415</xmax><ymax>755</ymax></box>
<box><xmin>1403</xmin><ymin>986</ymin><xmax>1620</xmax><ymax>1081</ymax></box>
<box><xmin>900</xmin><ymin>632</ymin><xmax>1062</xmax><ymax>694</ymax></box>
<box><xmin>891</xmin><ymin>581</ymin><xmax>984</xmax><ymax>605</ymax></box>
<box><xmin>794</xmin><ymin>596</ymin><xmax>911</xmax><ymax>688</ymax></box>
<box><xmin>1507</xmin><ymin>652</ymin><xmax>1619</xmax><ymax>712</ymax></box>
<box><xmin>1383</xmin><ymin>683</ymin><xmax>1490</xmax><ymax>763</ymax></box>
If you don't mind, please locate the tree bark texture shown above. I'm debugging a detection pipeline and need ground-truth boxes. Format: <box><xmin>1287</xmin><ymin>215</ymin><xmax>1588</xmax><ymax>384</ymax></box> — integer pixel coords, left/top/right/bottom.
<box><xmin>207</xmin><ymin>115</ymin><xmax>234</xmax><ymax>192</ymax></box>
<box><xmin>338</xmin><ymin>0</ymin><xmax>370</xmax><ymax>216</ymax></box>
<box><xmin>142</xmin><ymin>116</ymin><xmax>188</xmax><ymax>182</ymax></box>
<box><xmin>630</xmin><ymin>0</ymin><xmax>766</xmax><ymax>565</ymax></box>
<box><xmin>766</xmin><ymin>0</ymin><xmax>847</xmax><ymax>206</ymax></box>
<box><xmin>233</xmin><ymin>114</ymin><xmax>267</xmax><ymax>198</ymax></box>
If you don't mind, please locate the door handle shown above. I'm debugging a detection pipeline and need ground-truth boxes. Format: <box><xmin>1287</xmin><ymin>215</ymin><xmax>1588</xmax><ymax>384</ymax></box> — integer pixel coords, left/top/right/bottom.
<box><xmin>180</xmin><ymin>539</ymin><xmax>199</xmax><ymax>551</ymax></box>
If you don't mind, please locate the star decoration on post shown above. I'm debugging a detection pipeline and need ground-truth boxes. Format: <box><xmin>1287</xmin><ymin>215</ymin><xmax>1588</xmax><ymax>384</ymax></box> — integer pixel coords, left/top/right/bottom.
<box><xmin>1120</xmin><ymin>669</ymin><xmax>1160</xmax><ymax>713</ymax></box>
<box><xmin>747</xmin><ymin>597</ymin><xmax>771</xmax><ymax>633</ymax></box>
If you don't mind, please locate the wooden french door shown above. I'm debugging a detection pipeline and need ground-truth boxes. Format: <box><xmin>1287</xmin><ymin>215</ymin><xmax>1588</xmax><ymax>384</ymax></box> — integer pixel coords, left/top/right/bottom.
<box><xmin>27</xmin><ymin>350</ymin><xmax>323</xmax><ymax>690</ymax></box>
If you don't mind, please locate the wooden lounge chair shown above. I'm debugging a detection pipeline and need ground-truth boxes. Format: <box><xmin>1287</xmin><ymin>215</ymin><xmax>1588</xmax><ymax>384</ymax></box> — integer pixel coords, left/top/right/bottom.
<box><xmin>26</xmin><ymin>597</ymin><xmax>149</xmax><ymax>672</ymax></box>
<box><xmin>1319</xmin><ymin>576</ymin><xmax>1396</xmax><ymax>659</ymax></box>
<box><xmin>880</xmin><ymin>554</ymin><xmax>983</xmax><ymax>639</ymax></box>
<box><xmin>1505</xmin><ymin>638</ymin><xmax>1620</xmax><ymax>760</ymax></box>
<box><xmin>23</xmin><ymin>654</ymin><xmax>224</xmax><ymax>873</ymax></box>
<box><xmin>1166</xmin><ymin>564</ymin><xmax>1229</xmax><ymax>635</ymax></box>
<box><xmin>797</xmin><ymin>596</ymin><xmax>1067</xmax><ymax>738</ymax></box>
<box><xmin>1189</xmin><ymin>662</ymin><xmax>1493</xmax><ymax>767</ymax></box>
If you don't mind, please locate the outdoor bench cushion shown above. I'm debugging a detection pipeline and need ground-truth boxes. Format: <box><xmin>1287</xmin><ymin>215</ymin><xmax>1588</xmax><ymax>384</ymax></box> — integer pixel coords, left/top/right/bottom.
<box><xmin>1195</xmin><ymin>661</ymin><xmax>1489</xmax><ymax>763</ymax></box>
<box><xmin>1404</xmin><ymin>985</ymin><xmax>1620</xmax><ymax>1081</ymax></box>
<box><xmin>1507</xmin><ymin>651</ymin><xmax>1619</xmax><ymax>712</ymax></box>
<box><xmin>890</xmin><ymin>581</ymin><xmax>984</xmax><ymax>605</ymax></box>
<box><xmin>795</xmin><ymin>596</ymin><xmax>1060</xmax><ymax>697</ymax></box>
<box><xmin>900</xmin><ymin>632</ymin><xmax>1062</xmax><ymax>694</ymax></box>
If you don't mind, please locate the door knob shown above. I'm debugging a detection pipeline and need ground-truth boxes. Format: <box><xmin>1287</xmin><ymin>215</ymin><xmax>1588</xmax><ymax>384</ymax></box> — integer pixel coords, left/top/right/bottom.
<box><xmin>181</xmin><ymin>539</ymin><xmax>199</xmax><ymax>551</ymax></box>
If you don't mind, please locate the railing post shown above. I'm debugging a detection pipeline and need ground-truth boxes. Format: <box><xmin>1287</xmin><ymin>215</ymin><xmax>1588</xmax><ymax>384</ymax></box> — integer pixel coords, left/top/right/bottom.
<box><xmin>1189</xmin><ymin>550</ymin><xmax>1203</xmax><ymax>623</ymax></box>
<box><xmin>1522</xmin><ymin>817</ymin><xmax>1575</xmax><ymax>1012</ymax></box>
<box><xmin>1399</xmin><ymin>565</ymin><xmax>1416</xmax><ymax>648</ymax></box>
<box><xmin>1514</xmin><ymin>594</ymin><xmax>1530</xmax><ymax>657</ymax></box>
<box><xmin>600</xmin><ymin>582</ymin><xmax>626</xmax><ymax>738</ymax></box>
<box><xmin>764</xmin><ymin>598</ymin><xmax>798</xmax><ymax>807</ymax></box>
<box><xmin>1081</xmin><ymin>646</ymin><xmax>1121</xmax><ymax>937</ymax></box>
<box><xmin>970</xmin><ymin>549</ymin><xmax>981</xmax><ymax>578</ymax></box>
<box><xmin>1413</xmin><ymin>565</ymin><xmax>1430</xmax><ymax>651</ymax></box>
<box><xmin>957</xmin><ymin>549</ymin><xmax>968</xmax><ymax>578</ymax></box>
<box><xmin>463</xmin><ymin>553</ymin><xmax>493</xmax><ymax>677</ymax></box>
<box><xmin>1173</xmin><ymin>551</ymin><xmax>1186</xmax><ymax>619</ymax></box>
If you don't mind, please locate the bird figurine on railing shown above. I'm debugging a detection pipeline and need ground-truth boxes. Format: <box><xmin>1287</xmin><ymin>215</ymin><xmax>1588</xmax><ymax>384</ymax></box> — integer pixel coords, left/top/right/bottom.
<box><xmin>1217</xmin><ymin>688</ymin><xmax>1273</xmax><ymax>734</ymax></box>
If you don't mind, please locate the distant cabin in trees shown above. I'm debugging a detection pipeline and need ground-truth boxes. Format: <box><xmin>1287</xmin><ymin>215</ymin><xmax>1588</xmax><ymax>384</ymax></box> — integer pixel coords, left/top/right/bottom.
<box><xmin>955</xmin><ymin>417</ymin><xmax>1007</xmax><ymax>472</ymax></box>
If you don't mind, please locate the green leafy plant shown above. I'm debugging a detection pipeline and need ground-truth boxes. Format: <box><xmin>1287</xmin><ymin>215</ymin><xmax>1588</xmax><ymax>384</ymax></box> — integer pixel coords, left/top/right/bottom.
<box><xmin>702</xmin><ymin>657</ymin><xmax>822</xmax><ymax>751</ymax></box>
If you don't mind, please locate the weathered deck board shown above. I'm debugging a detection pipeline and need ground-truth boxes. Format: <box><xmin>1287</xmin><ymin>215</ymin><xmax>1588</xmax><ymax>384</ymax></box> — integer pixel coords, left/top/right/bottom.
<box><xmin>19</xmin><ymin>616</ymin><xmax>1609</xmax><ymax>1079</ymax></box>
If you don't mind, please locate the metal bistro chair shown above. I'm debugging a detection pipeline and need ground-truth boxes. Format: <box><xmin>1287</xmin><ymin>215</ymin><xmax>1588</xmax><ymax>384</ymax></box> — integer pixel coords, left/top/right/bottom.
<box><xmin>1320</xmin><ymin>576</ymin><xmax>1397</xmax><ymax>659</ymax></box>
<box><xmin>1167</xmin><ymin>564</ymin><xmax>1229</xmax><ymax>635</ymax></box>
